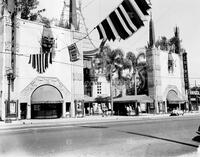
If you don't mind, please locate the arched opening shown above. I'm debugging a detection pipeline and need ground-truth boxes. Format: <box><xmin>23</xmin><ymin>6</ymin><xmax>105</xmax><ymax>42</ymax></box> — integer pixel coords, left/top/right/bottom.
<box><xmin>31</xmin><ymin>85</ymin><xmax>63</xmax><ymax>119</ymax></box>
<box><xmin>166</xmin><ymin>90</ymin><xmax>182</xmax><ymax>112</ymax></box>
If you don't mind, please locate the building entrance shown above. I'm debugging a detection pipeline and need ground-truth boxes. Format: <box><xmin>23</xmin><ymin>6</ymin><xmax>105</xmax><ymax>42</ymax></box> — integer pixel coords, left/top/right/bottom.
<box><xmin>20</xmin><ymin>103</ymin><xmax>27</xmax><ymax>119</ymax></box>
<box><xmin>31</xmin><ymin>85</ymin><xmax>63</xmax><ymax>119</ymax></box>
<box><xmin>31</xmin><ymin>103</ymin><xmax>62</xmax><ymax>119</ymax></box>
<box><xmin>167</xmin><ymin>102</ymin><xmax>179</xmax><ymax>112</ymax></box>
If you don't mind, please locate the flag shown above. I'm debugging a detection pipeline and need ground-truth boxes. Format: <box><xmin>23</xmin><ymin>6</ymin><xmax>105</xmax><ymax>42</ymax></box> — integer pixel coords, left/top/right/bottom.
<box><xmin>83</xmin><ymin>39</ymin><xmax>107</xmax><ymax>60</ymax></box>
<box><xmin>28</xmin><ymin>53</ymin><xmax>52</xmax><ymax>73</ymax></box>
<box><xmin>83</xmin><ymin>48</ymin><xmax>99</xmax><ymax>60</ymax></box>
<box><xmin>68</xmin><ymin>43</ymin><xmax>80</xmax><ymax>62</ymax></box>
<box><xmin>96</xmin><ymin>0</ymin><xmax>151</xmax><ymax>41</ymax></box>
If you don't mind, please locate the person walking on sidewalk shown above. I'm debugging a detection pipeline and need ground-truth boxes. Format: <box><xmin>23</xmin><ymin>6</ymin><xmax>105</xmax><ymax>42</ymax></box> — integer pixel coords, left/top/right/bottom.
<box><xmin>101</xmin><ymin>103</ymin><xmax>108</xmax><ymax>117</ymax></box>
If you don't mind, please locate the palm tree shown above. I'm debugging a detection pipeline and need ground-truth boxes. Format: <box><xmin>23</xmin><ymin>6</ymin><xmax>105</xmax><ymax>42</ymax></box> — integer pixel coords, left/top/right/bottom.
<box><xmin>126</xmin><ymin>52</ymin><xmax>137</xmax><ymax>95</ymax></box>
<box><xmin>116</xmin><ymin>58</ymin><xmax>132</xmax><ymax>96</ymax></box>
<box><xmin>155</xmin><ymin>36</ymin><xmax>170</xmax><ymax>51</ymax></box>
<box><xmin>94</xmin><ymin>46</ymin><xmax>131</xmax><ymax>115</ymax></box>
<box><xmin>126</xmin><ymin>51</ymin><xmax>146</xmax><ymax>115</ymax></box>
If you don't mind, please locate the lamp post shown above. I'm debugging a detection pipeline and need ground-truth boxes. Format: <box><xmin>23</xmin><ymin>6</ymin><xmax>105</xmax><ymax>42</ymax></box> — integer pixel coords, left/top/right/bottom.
<box><xmin>134</xmin><ymin>69</ymin><xmax>139</xmax><ymax>116</ymax></box>
<box><xmin>110</xmin><ymin>68</ymin><xmax>113</xmax><ymax>116</ymax></box>
<box><xmin>6</xmin><ymin>68</ymin><xmax>13</xmax><ymax>117</ymax></box>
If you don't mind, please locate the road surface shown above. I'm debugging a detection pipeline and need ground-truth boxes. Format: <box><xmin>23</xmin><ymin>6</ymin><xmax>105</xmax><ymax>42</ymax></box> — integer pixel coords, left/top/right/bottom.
<box><xmin>0</xmin><ymin>116</ymin><xmax>200</xmax><ymax>157</ymax></box>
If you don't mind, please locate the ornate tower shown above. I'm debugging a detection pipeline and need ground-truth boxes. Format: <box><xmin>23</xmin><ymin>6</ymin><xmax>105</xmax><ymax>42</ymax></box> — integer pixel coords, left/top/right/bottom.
<box><xmin>59</xmin><ymin>0</ymin><xmax>68</xmax><ymax>28</ymax></box>
<box><xmin>146</xmin><ymin>13</ymin><xmax>162</xmax><ymax>113</ymax></box>
<box><xmin>69</xmin><ymin>0</ymin><xmax>78</xmax><ymax>30</ymax></box>
<box><xmin>149</xmin><ymin>13</ymin><xmax>155</xmax><ymax>48</ymax></box>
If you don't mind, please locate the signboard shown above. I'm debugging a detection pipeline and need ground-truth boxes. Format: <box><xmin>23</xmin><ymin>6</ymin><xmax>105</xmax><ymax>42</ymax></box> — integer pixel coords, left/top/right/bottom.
<box><xmin>10</xmin><ymin>101</ymin><xmax>16</xmax><ymax>114</ymax></box>
<box><xmin>6</xmin><ymin>100</ymin><xmax>18</xmax><ymax>117</ymax></box>
<box><xmin>182</xmin><ymin>52</ymin><xmax>189</xmax><ymax>90</ymax></box>
<box><xmin>190</xmin><ymin>91</ymin><xmax>200</xmax><ymax>95</ymax></box>
<box><xmin>68</xmin><ymin>43</ymin><xmax>80</xmax><ymax>62</ymax></box>
<box><xmin>190</xmin><ymin>98</ymin><xmax>196</xmax><ymax>101</ymax></box>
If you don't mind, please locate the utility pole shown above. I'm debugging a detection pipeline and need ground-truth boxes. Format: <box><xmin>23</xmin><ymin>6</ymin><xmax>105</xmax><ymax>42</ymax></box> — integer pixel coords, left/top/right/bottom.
<box><xmin>134</xmin><ymin>70</ymin><xmax>139</xmax><ymax>115</ymax></box>
<box><xmin>110</xmin><ymin>65</ymin><xmax>113</xmax><ymax>116</ymax></box>
<box><xmin>195</xmin><ymin>80</ymin><xmax>198</xmax><ymax>110</ymax></box>
<box><xmin>4</xmin><ymin>0</ymin><xmax>18</xmax><ymax>118</ymax></box>
<box><xmin>6</xmin><ymin>68</ymin><xmax>13</xmax><ymax>117</ymax></box>
<box><xmin>10</xmin><ymin>0</ymin><xmax>18</xmax><ymax>91</ymax></box>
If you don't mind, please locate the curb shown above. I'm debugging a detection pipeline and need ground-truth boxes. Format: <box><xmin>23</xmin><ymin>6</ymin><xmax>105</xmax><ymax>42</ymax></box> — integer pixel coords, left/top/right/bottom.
<box><xmin>0</xmin><ymin>113</ymin><xmax>199</xmax><ymax>131</ymax></box>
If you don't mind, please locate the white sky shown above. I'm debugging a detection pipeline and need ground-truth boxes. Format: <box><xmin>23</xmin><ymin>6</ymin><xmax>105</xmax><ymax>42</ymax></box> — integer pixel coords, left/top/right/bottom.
<box><xmin>38</xmin><ymin>0</ymin><xmax>200</xmax><ymax>86</ymax></box>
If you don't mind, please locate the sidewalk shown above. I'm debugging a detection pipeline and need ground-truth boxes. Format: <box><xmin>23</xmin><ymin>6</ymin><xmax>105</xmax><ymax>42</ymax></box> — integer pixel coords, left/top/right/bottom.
<box><xmin>0</xmin><ymin>112</ymin><xmax>200</xmax><ymax>130</ymax></box>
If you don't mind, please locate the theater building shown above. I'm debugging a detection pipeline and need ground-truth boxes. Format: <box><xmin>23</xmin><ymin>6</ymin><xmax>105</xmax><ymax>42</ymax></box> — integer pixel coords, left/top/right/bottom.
<box><xmin>146</xmin><ymin>17</ymin><xmax>188</xmax><ymax>113</ymax></box>
<box><xmin>0</xmin><ymin>1</ymin><xmax>89</xmax><ymax>120</ymax></box>
<box><xmin>83</xmin><ymin>16</ymin><xmax>189</xmax><ymax>115</ymax></box>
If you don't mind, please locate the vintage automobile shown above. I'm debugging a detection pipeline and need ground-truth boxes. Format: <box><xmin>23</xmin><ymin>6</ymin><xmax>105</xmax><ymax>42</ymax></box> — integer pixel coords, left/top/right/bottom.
<box><xmin>170</xmin><ymin>109</ymin><xmax>184</xmax><ymax>116</ymax></box>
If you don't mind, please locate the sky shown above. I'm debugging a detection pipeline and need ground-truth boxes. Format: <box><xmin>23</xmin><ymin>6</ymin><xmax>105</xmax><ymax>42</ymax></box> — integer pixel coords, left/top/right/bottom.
<box><xmin>38</xmin><ymin>0</ymin><xmax>200</xmax><ymax>86</ymax></box>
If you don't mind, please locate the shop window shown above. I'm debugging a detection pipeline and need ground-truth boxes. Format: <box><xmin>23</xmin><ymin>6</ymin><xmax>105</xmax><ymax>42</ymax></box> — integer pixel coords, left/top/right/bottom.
<box><xmin>168</xmin><ymin>52</ymin><xmax>174</xmax><ymax>73</ymax></box>
<box><xmin>97</xmin><ymin>82</ymin><xmax>102</xmax><ymax>95</ymax></box>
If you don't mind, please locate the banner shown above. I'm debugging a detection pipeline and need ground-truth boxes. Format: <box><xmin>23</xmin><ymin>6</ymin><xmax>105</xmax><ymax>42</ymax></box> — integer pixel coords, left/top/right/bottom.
<box><xmin>96</xmin><ymin>0</ymin><xmax>150</xmax><ymax>41</ymax></box>
<box><xmin>28</xmin><ymin>53</ymin><xmax>52</xmax><ymax>73</ymax></box>
<box><xmin>182</xmin><ymin>52</ymin><xmax>189</xmax><ymax>90</ymax></box>
<box><xmin>68</xmin><ymin>43</ymin><xmax>80</xmax><ymax>62</ymax></box>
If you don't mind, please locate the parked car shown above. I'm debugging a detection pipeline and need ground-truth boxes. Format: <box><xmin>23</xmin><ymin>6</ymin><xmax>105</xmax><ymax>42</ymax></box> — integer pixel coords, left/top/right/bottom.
<box><xmin>197</xmin><ymin>125</ymin><xmax>200</xmax><ymax>135</ymax></box>
<box><xmin>170</xmin><ymin>109</ymin><xmax>184</xmax><ymax>116</ymax></box>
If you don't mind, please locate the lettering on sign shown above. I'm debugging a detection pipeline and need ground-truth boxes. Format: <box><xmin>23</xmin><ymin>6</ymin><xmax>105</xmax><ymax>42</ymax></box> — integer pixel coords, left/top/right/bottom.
<box><xmin>190</xmin><ymin>91</ymin><xmax>200</xmax><ymax>95</ymax></box>
<box><xmin>182</xmin><ymin>53</ymin><xmax>189</xmax><ymax>90</ymax></box>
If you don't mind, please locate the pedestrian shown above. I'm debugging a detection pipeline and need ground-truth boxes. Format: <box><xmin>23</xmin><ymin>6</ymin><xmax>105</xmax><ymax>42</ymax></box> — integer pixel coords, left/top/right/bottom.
<box><xmin>87</xmin><ymin>106</ymin><xmax>90</xmax><ymax>115</ymax></box>
<box><xmin>126</xmin><ymin>106</ymin><xmax>130</xmax><ymax>116</ymax></box>
<box><xmin>101</xmin><ymin>103</ymin><xmax>106</xmax><ymax>117</ymax></box>
<box><xmin>90</xmin><ymin>107</ymin><xmax>93</xmax><ymax>115</ymax></box>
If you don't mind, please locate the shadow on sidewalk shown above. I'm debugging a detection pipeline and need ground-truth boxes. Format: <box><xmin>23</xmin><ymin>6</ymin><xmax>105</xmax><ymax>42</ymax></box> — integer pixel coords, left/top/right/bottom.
<box><xmin>80</xmin><ymin>125</ymin><xmax>108</xmax><ymax>129</ymax></box>
<box><xmin>121</xmin><ymin>130</ymin><xmax>199</xmax><ymax>148</ymax></box>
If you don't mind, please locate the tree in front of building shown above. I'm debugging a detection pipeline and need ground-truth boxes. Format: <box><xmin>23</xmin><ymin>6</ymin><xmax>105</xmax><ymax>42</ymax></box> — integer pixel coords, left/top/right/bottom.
<box><xmin>126</xmin><ymin>51</ymin><xmax>147</xmax><ymax>95</ymax></box>
<box><xmin>155</xmin><ymin>29</ymin><xmax>182</xmax><ymax>54</ymax></box>
<box><xmin>18</xmin><ymin>0</ymin><xmax>39</xmax><ymax>21</ymax></box>
<box><xmin>94</xmin><ymin>46</ymin><xmax>131</xmax><ymax>115</ymax></box>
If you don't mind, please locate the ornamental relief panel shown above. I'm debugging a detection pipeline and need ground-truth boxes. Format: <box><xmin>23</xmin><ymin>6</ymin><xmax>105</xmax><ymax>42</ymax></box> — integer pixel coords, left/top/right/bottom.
<box><xmin>20</xmin><ymin>77</ymin><xmax>71</xmax><ymax>102</ymax></box>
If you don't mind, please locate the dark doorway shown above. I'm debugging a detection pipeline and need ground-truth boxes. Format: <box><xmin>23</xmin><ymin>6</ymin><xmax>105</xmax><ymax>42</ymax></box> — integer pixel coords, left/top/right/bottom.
<box><xmin>114</xmin><ymin>103</ymin><xmax>127</xmax><ymax>116</ymax></box>
<box><xmin>66</xmin><ymin>103</ymin><xmax>70</xmax><ymax>112</ymax></box>
<box><xmin>20</xmin><ymin>103</ymin><xmax>27</xmax><ymax>119</ymax></box>
<box><xmin>167</xmin><ymin>102</ymin><xmax>179</xmax><ymax>112</ymax></box>
<box><xmin>31</xmin><ymin>103</ymin><xmax>62</xmax><ymax>119</ymax></box>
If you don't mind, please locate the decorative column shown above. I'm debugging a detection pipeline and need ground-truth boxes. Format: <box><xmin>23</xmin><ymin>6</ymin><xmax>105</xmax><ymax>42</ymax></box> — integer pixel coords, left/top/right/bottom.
<box><xmin>62</xmin><ymin>101</ymin><xmax>66</xmax><ymax>118</ymax></box>
<box><xmin>6</xmin><ymin>68</ymin><xmax>13</xmax><ymax>118</ymax></box>
<box><xmin>27</xmin><ymin>103</ymin><xmax>31</xmax><ymax>119</ymax></box>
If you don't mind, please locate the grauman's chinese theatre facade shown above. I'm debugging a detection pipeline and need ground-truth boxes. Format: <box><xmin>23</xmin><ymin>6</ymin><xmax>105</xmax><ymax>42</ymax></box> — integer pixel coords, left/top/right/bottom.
<box><xmin>0</xmin><ymin>15</ymin><xmax>85</xmax><ymax>120</ymax></box>
<box><xmin>145</xmin><ymin>17</ymin><xmax>189</xmax><ymax>113</ymax></box>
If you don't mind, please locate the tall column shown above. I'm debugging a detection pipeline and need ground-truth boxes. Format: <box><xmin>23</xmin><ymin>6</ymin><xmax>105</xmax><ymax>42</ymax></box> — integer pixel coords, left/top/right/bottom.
<box><xmin>18</xmin><ymin>102</ymin><xmax>21</xmax><ymax>119</ymax></box>
<box><xmin>62</xmin><ymin>101</ymin><xmax>66</xmax><ymax>118</ymax></box>
<box><xmin>110</xmin><ymin>66</ymin><xmax>113</xmax><ymax>116</ymax></box>
<box><xmin>164</xmin><ymin>101</ymin><xmax>167</xmax><ymax>113</ymax></box>
<box><xmin>27</xmin><ymin>103</ymin><xmax>31</xmax><ymax>119</ymax></box>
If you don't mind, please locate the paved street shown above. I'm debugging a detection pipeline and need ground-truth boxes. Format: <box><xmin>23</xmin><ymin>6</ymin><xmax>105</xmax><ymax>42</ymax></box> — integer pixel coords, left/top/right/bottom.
<box><xmin>0</xmin><ymin>115</ymin><xmax>200</xmax><ymax>157</ymax></box>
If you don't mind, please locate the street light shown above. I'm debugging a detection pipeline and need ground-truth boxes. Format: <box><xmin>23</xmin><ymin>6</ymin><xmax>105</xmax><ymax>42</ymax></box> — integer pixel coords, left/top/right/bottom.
<box><xmin>6</xmin><ymin>68</ymin><xmax>14</xmax><ymax>118</ymax></box>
